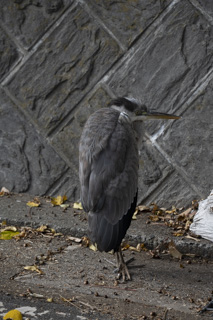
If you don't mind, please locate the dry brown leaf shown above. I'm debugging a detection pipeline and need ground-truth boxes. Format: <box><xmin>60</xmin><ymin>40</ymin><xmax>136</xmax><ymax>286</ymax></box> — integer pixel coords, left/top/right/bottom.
<box><xmin>82</xmin><ymin>236</ymin><xmax>90</xmax><ymax>247</ymax></box>
<box><xmin>138</xmin><ymin>205</ymin><xmax>151</xmax><ymax>212</ymax></box>
<box><xmin>121</xmin><ymin>243</ymin><xmax>130</xmax><ymax>251</ymax></box>
<box><xmin>185</xmin><ymin>235</ymin><xmax>200</xmax><ymax>242</ymax></box>
<box><xmin>173</xmin><ymin>231</ymin><xmax>184</xmax><ymax>237</ymax></box>
<box><xmin>149</xmin><ymin>215</ymin><xmax>160</xmax><ymax>222</ymax></box>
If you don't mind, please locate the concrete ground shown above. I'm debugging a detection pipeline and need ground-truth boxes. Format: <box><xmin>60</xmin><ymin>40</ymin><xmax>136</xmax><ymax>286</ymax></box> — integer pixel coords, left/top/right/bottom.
<box><xmin>0</xmin><ymin>193</ymin><xmax>213</xmax><ymax>319</ymax></box>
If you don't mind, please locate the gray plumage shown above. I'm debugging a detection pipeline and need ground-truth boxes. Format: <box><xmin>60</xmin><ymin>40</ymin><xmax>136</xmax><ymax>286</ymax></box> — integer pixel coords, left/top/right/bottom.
<box><xmin>79</xmin><ymin>106</ymin><xmax>138</xmax><ymax>252</ymax></box>
<box><xmin>79</xmin><ymin>97</ymin><xmax>180</xmax><ymax>280</ymax></box>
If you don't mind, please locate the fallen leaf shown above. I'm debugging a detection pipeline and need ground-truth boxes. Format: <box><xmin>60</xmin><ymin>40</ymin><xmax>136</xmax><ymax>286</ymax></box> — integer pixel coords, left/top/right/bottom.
<box><xmin>138</xmin><ymin>205</ymin><xmax>151</xmax><ymax>212</ymax></box>
<box><xmin>24</xmin><ymin>265</ymin><xmax>44</xmax><ymax>274</ymax></box>
<box><xmin>3</xmin><ymin>309</ymin><xmax>22</xmax><ymax>320</ymax></box>
<box><xmin>132</xmin><ymin>208</ymin><xmax>138</xmax><ymax>220</ymax></box>
<box><xmin>0</xmin><ymin>187</ymin><xmax>10</xmax><ymax>196</ymax></box>
<box><xmin>27</xmin><ymin>289</ymin><xmax>44</xmax><ymax>298</ymax></box>
<box><xmin>73</xmin><ymin>202</ymin><xmax>83</xmax><ymax>210</ymax></box>
<box><xmin>173</xmin><ymin>231</ymin><xmax>184</xmax><ymax>237</ymax></box>
<box><xmin>121</xmin><ymin>243</ymin><xmax>130</xmax><ymax>251</ymax></box>
<box><xmin>185</xmin><ymin>235</ymin><xmax>200</xmax><ymax>242</ymax></box>
<box><xmin>27</xmin><ymin>200</ymin><xmax>40</xmax><ymax>207</ymax></box>
<box><xmin>67</xmin><ymin>236</ymin><xmax>82</xmax><ymax>243</ymax></box>
<box><xmin>2</xmin><ymin>226</ymin><xmax>17</xmax><ymax>232</ymax></box>
<box><xmin>89</xmin><ymin>243</ymin><xmax>98</xmax><ymax>251</ymax></box>
<box><xmin>0</xmin><ymin>230</ymin><xmax>20</xmax><ymax>240</ymax></box>
<box><xmin>60</xmin><ymin>204</ymin><xmax>69</xmax><ymax>210</ymax></box>
<box><xmin>51</xmin><ymin>195</ymin><xmax>67</xmax><ymax>206</ymax></box>
<box><xmin>36</xmin><ymin>225</ymin><xmax>48</xmax><ymax>232</ymax></box>
<box><xmin>168</xmin><ymin>241</ymin><xmax>182</xmax><ymax>260</ymax></box>
<box><xmin>128</xmin><ymin>245</ymin><xmax>140</xmax><ymax>252</ymax></box>
<box><xmin>47</xmin><ymin>297</ymin><xmax>53</xmax><ymax>302</ymax></box>
<box><xmin>149</xmin><ymin>215</ymin><xmax>160</xmax><ymax>222</ymax></box>
<box><xmin>81</xmin><ymin>236</ymin><xmax>90</xmax><ymax>247</ymax></box>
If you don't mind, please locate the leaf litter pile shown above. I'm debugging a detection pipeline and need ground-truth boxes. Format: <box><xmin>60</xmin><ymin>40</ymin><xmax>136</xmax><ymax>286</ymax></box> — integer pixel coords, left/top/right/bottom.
<box><xmin>140</xmin><ymin>200</ymin><xmax>199</xmax><ymax>237</ymax></box>
<box><xmin>125</xmin><ymin>200</ymin><xmax>200</xmax><ymax>259</ymax></box>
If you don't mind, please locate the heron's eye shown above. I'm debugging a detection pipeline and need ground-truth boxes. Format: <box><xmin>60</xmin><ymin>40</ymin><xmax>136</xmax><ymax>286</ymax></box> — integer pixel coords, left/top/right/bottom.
<box><xmin>135</xmin><ymin>109</ymin><xmax>143</xmax><ymax>116</ymax></box>
<box><xmin>135</xmin><ymin>109</ymin><xmax>148</xmax><ymax>116</ymax></box>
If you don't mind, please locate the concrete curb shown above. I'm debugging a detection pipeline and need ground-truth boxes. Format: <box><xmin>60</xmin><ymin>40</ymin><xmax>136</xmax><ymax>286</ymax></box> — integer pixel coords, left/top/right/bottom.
<box><xmin>1</xmin><ymin>193</ymin><xmax>213</xmax><ymax>259</ymax></box>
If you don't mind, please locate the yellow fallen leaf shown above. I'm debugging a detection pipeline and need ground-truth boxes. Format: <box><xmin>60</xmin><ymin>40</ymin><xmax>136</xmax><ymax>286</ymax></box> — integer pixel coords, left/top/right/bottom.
<box><xmin>132</xmin><ymin>208</ymin><xmax>138</xmax><ymax>220</ymax></box>
<box><xmin>89</xmin><ymin>243</ymin><xmax>98</xmax><ymax>251</ymax></box>
<box><xmin>0</xmin><ymin>230</ymin><xmax>20</xmax><ymax>240</ymax></box>
<box><xmin>36</xmin><ymin>225</ymin><xmax>48</xmax><ymax>232</ymax></box>
<box><xmin>129</xmin><ymin>245</ymin><xmax>140</xmax><ymax>252</ymax></box>
<box><xmin>47</xmin><ymin>297</ymin><xmax>53</xmax><ymax>302</ymax></box>
<box><xmin>24</xmin><ymin>265</ymin><xmax>44</xmax><ymax>274</ymax></box>
<box><xmin>60</xmin><ymin>204</ymin><xmax>69</xmax><ymax>209</ymax></box>
<box><xmin>51</xmin><ymin>195</ymin><xmax>67</xmax><ymax>206</ymax></box>
<box><xmin>73</xmin><ymin>202</ymin><xmax>83</xmax><ymax>210</ymax></box>
<box><xmin>27</xmin><ymin>201</ymin><xmax>40</xmax><ymax>207</ymax></box>
<box><xmin>3</xmin><ymin>309</ymin><xmax>22</xmax><ymax>320</ymax></box>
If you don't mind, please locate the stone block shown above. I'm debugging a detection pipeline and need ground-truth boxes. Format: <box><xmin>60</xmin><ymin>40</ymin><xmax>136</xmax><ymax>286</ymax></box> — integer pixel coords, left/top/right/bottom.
<box><xmin>6</xmin><ymin>5</ymin><xmax>122</xmax><ymax>135</ymax></box>
<box><xmin>143</xmin><ymin>172</ymin><xmax>199</xmax><ymax>207</ymax></box>
<box><xmin>0</xmin><ymin>89</ymin><xmax>68</xmax><ymax>195</ymax></box>
<box><xmin>196</xmin><ymin>0</ymin><xmax>213</xmax><ymax>18</ymax></box>
<box><xmin>86</xmin><ymin>0</ymin><xmax>172</xmax><ymax>47</ymax></box>
<box><xmin>48</xmin><ymin>168</ymin><xmax>80</xmax><ymax>200</ymax></box>
<box><xmin>51</xmin><ymin>87</ymin><xmax>112</xmax><ymax>170</ymax></box>
<box><xmin>107</xmin><ymin>0</ymin><xmax>213</xmax><ymax>135</ymax></box>
<box><xmin>0</xmin><ymin>0</ymin><xmax>73</xmax><ymax>49</ymax></box>
<box><xmin>157</xmin><ymin>78</ymin><xmax>213</xmax><ymax>199</ymax></box>
<box><xmin>137</xmin><ymin>136</ymin><xmax>174</xmax><ymax>204</ymax></box>
<box><xmin>0</xmin><ymin>27</ymin><xmax>20</xmax><ymax>81</ymax></box>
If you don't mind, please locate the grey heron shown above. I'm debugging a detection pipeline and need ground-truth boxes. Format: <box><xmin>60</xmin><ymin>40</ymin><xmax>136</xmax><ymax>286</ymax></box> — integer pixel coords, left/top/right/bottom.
<box><xmin>79</xmin><ymin>97</ymin><xmax>180</xmax><ymax>281</ymax></box>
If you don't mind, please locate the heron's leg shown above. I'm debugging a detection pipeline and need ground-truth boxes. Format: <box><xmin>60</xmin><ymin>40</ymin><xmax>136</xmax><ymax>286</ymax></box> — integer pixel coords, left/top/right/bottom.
<box><xmin>116</xmin><ymin>246</ymin><xmax>131</xmax><ymax>281</ymax></box>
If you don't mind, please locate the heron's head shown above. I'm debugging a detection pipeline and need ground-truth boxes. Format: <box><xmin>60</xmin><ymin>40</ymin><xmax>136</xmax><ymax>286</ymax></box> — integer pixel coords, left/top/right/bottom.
<box><xmin>109</xmin><ymin>97</ymin><xmax>180</xmax><ymax>121</ymax></box>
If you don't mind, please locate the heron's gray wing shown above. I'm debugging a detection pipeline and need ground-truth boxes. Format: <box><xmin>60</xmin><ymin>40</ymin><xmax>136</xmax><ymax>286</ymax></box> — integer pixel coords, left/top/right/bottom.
<box><xmin>79</xmin><ymin>108</ymin><xmax>138</xmax><ymax>225</ymax></box>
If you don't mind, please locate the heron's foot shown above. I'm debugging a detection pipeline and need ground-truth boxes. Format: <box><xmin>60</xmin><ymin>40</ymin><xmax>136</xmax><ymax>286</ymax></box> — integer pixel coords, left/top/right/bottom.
<box><xmin>116</xmin><ymin>246</ymin><xmax>132</xmax><ymax>282</ymax></box>
<box><xmin>116</xmin><ymin>261</ymin><xmax>131</xmax><ymax>282</ymax></box>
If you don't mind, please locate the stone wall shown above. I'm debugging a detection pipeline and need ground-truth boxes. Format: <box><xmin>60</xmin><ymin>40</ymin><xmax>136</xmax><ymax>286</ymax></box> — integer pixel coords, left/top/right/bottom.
<box><xmin>0</xmin><ymin>0</ymin><xmax>213</xmax><ymax>207</ymax></box>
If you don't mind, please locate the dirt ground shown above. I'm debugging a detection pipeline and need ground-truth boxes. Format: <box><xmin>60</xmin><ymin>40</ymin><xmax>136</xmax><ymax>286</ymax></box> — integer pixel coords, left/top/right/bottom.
<box><xmin>0</xmin><ymin>230</ymin><xmax>213</xmax><ymax>320</ymax></box>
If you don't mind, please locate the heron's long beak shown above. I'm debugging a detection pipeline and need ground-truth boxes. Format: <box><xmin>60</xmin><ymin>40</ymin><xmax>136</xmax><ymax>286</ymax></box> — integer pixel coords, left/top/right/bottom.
<box><xmin>132</xmin><ymin>110</ymin><xmax>180</xmax><ymax>122</ymax></box>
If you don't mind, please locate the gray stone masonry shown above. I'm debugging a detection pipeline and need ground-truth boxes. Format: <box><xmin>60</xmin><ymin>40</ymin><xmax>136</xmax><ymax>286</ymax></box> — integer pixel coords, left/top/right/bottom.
<box><xmin>0</xmin><ymin>0</ymin><xmax>213</xmax><ymax>207</ymax></box>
